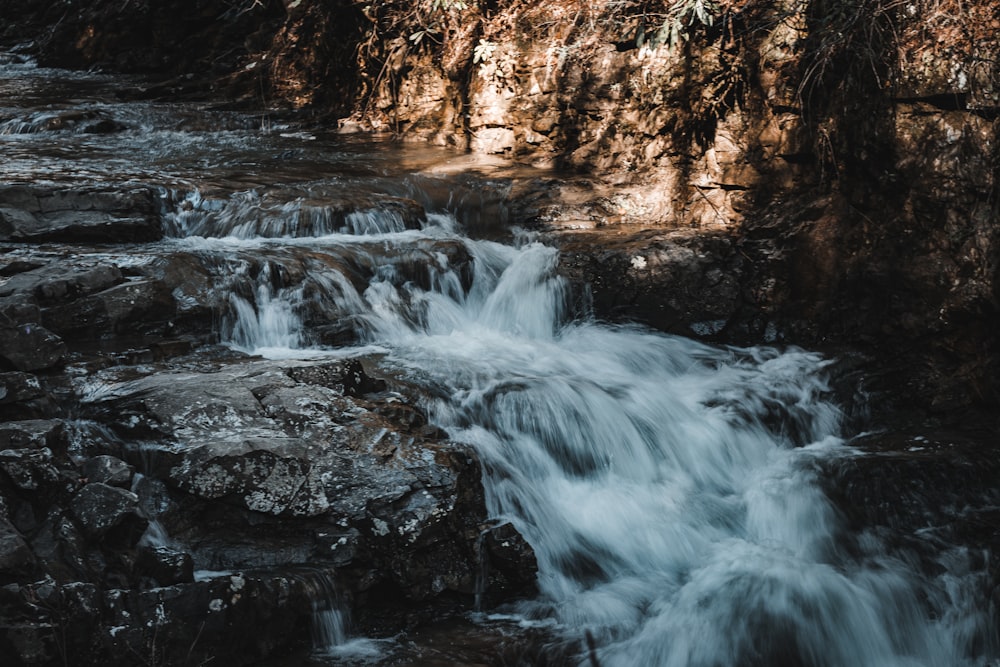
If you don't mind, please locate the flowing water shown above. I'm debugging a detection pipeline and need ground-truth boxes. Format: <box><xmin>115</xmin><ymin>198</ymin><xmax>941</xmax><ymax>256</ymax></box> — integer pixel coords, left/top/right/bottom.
<box><xmin>2</xmin><ymin>55</ymin><xmax>996</xmax><ymax>666</ymax></box>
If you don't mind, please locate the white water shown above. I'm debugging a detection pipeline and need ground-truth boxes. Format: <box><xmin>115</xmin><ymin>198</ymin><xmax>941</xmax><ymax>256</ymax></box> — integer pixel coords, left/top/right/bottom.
<box><xmin>202</xmin><ymin>218</ymin><xmax>995</xmax><ymax>665</ymax></box>
<box><xmin>356</xmin><ymin>239</ymin><xmax>992</xmax><ymax>666</ymax></box>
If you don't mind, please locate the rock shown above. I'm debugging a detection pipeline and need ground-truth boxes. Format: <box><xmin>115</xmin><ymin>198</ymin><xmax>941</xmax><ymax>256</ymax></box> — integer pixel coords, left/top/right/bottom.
<box><xmin>0</xmin><ymin>372</ymin><xmax>55</xmax><ymax>422</ymax></box>
<box><xmin>82</xmin><ymin>119</ymin><xmax>127</xmax><ymax>134</ymax></box>
<box><xmin>285</xmin><ymin>358</ymin><xmax>386</xmax><ymax>396</ymax></box>
<box><xmin>81</xmin><ymin>455</ymin><xmax>132</xmax><ymax>488</ymax></box>
<box><xmin>555</xmin><ymin>228</ymin><xmax>747</xmax><ymax>339</ymax></box>
<box><xmin>0</xmin><ymin>207</ymin><xmax>39</xmax><ymax>238</ymax></box>
<box><xmin>0</xmin><ymin>622</ymin><xmax>58</xmax><ymax>665</ymax></box>
<box><xmin>822</xmin><ymin>431</ymin><xmax>1000</xmax><ymax>539</ymax></box>
<box><xmin>0</xmin><ymin>518</ymin><xmax>34</xmax><ymax>575</ymax></box>
<box><xmin>70</xmin><ymin>483</ymin><xmax>141</xmax><ymax>540</ymax></box>
<box><xmin>6</xmin><ymin>210</ymin><xmax>163</xmax><ymax>244</ymax></box>
<box><xmin>0</xmin><ymin>322</ymin><xmax>66</xmax><ymax>371</ymax></box>
<box><xmin>0</xmin><ymin>372</ymin><xmax>44</xmax><ymax>405</ymax></box>
<box><xmin>0</xmin><ymin>421</ymin><xmax>63</xmax><ymax>450</ymax></box>
<box><xmin>98</xmin><ymin>573</ymin><xmax>312</xmax><ymax>666</ymax></box>
<box><xmin>134</xmin><ymin>545</ymin><xmax>194</xmax><ymax>587</ymax></box>
<box><xmin>42</xmin><ymin>278</ymin><xmax>175</xmax><ymax>339</ymax></box>
<box><xmin>0</xmin><ymin>448</ymin><xmax>60</xmax><ymax>491</ymax></box>
<box><xmin>0</xmin><ymin>184</ymin><xmax>162</xmax><ymax>243</ymax></box>
<box><xmin>482</xmin><ymin>520</ymin><xmax>538</xmax><ymax>600</ymax></box>
<box><xmin>0</xmin><ymin>296</ymin><xmax>41</xmax><ymax>326</ymax></box>
<box><xmin>0</xmin><ymin>258</ymin><xmax>45</xmax><ymax>277</ymax></box>
<box><xmin>0</xmin><ymin>261</ymin><xmax>123</xmax><ymax>304</ymax></box>
<box><xmin>29</xmin><ymin>515</ymin><xmax>92</xmax><ymax>583</ymax></box>
<box><xmin>78</xmin><ymin>357</ymin><xmax>534</xmax><ymax>609</ymax></box>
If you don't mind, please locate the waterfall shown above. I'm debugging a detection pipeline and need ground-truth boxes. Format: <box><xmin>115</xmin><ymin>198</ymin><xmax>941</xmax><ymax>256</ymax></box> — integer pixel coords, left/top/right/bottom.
<box><xmin>299</xmin><ymin>570</ymin><xmax>383</xmax><ymax>661</ymax></box>
<box><xmin>354</xmin><ymin>237</ymin><xmax>995</xmax><ymax>667</ymax></box>
<box><xmin>162</xmin><ymin>193</ymin><xmax>996</xmax><ymax>665</ymax></box>
<box><xmin>150</xmin><ymin>149</ymin><xmax>995</xmax><ymax>666</ymax></box>
<box><xmin>226</xmin><ymin>261</ymin><xmax>305</xmax><ymax>353</ymax></box>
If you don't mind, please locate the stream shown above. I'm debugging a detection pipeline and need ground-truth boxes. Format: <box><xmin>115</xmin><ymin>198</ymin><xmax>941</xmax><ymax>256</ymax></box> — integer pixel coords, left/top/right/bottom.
<box><xmin>1</xmin><ymin>55</ymin><xmax>997</xmax><ymax>666</ymax></box>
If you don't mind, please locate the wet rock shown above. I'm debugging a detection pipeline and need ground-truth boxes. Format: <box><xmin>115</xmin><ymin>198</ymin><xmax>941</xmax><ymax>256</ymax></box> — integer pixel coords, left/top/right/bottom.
<box><xmin>82</xmin><ymin>118</ymin><xmax>127</xmax><ymax>134</ymax></box>
<box><xmin>0</xmin><ymin>184</ymin><xmax>162</xmax><ymax>244</ymax></box>
<box><xmin>0</xmin><ymin>421</ymin><xmax>63</xmax><ymax>450</ymax></box>
<box><xmin>29</xmin><ymin>515</ymin><xmax>92</xmax><ymax>583</ymax></box>
<box><xmin>42</xmin><ymin>278</ymin><xmax>175</xmax><ymax>340</ymax></box>
<box><xmin>0</xmin><ymin>448</ymin><xmax>60</xmax><ymax>491</ymax></box>
<box><xmin>821</xmin><ymin>430</ymin><xmax>1000</xmax><ymax>567</ymax></box>
<box><xmin>285</xmin><ymin>358</ymin><xmax>386</xmax><ymax>396</ymax></box>
<box><xmin>1</xmin><ymin>210</ymin><xmax>162</xmax><ymax>244</ymax></box>
<box><xmin>0</xmin><ymin>372</ymin><xmax>55</xmax><ymax>422</ymax></box>
<box><xmin>70</xmin><ymin>483</ymin><xmax>141</xmax><ymax>540</ymax></box>
<box><xmin>0</xmin><ymin>295</ymin><xmax>41</xmax><ymax>326</ymax></box>
<box><xmin>482</xmin><ymin>520</ymin><xmax>538</xmax><ymax>600</ymax></box>
<box><xmin>134</xmin><ymin>545</ymin><xmax>194</xmax><ymax>587</ymax></box>
<box><xmin>0</xmin><ymin>372</ymin><xmax>43</xmax><ymax>405</ymax></box>
<box><xmin>0</xmin><ymin>621</ymin><xmax>58</xmax><ymax>665</ymax></box>
<box><xmin>0</xmin><ymin>207</ymin><xmax>39</xmax><ymax>238</ymax></box>
<box><xmin>0</xmin><ymin>517</ymin><xmax>34</xmax><ymax>575</ymax></box>
<box><xmin>98</xmin><ymin>572</ymin><xmax>311</xmax><ymax>666</ymax></box>
<box><xmin>0</xmin><ymin>322</ymin><xmax>66</xmax><ymax>371</ymax></box>
<box><xmin>0</xmin><ymin>258</ymin><xmax>45</xmax><ymax>276</ymax></box>
<box><xmin>77</xmin><ymin>357</ymin><xmax>534</xmax><ymax>612</ymax></box>
<box><xmin>81</xmin><ymin>455</ymin><xmax>132</xmax><ymax>488</ymax></box>
<box><xmin>555</xmin><ymin>228</ymin><xmax>747</xmax><ymax>339</ymax></box>
<box><xmin>0</xmin><ymin>261</ymin><xmax>123</xmax><ymax>304</ymax></box>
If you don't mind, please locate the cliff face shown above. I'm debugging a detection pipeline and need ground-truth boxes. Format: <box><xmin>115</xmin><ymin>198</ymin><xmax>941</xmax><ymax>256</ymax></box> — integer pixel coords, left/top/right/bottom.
<box><xmin>3</xmin><ymin>0</ymin><xmax>999</xmax><ymax>420</ymax></box>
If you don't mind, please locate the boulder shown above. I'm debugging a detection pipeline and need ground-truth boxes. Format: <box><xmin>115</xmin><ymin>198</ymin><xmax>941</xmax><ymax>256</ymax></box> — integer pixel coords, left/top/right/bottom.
<box><xmin>41</xmin><ymin>278</ymin><xmax>175</xmax><ymax>339</ymax></box>
<box><xmin>0</xmin><ymin>372</ymin><xmax>55</xmax><ymax>422</ymax></box>
<box><xmin>0</xmin><ymin>322</ymin><xmax>66</xmax><ymax>371</ymax></box>
<box><xmin>70</xmin><ymin>483</ymin><xmax>141</xmax><ymax>540</ymax></box>
<box><xmin>80</xmin><ymin>455</ymin><xmax>132</xmax><ymax>488</ymax></box>
<box><xmin>555</xmin><ymin>228</ymin><xmax>748</xmax><ymax>339</ymax></box>
<box><xmin>0</xmin><ymin>261</ymin><xmax>123</xmax><ymax>304</ymax></box>
<box><xmin>0</xmin><ymin>448</ymin><xmax>61</xmax><ymax>492</ymax></box>
<box><xmin>0</xmin><ymin>518</ymin><xmax>34</xmax><ymax>575</ymax></box>
<box><xmin>0</xmin><ymin>420</ymin><xmax>64</xmax><ymax>450</ymax></box>
<box><xmin>0</xmin><ymin>372</ymin><xmax>44</xmax><ymax>405</ymax></box>
<box><xmin>80</xmin><ymin>356</ymin><xmax>535</xmax><ymax>607</ymax></box>
<box><xmin>134</xmin><ymin>545</ymin><xmax>194</xmax><ymax>587</ymax></box>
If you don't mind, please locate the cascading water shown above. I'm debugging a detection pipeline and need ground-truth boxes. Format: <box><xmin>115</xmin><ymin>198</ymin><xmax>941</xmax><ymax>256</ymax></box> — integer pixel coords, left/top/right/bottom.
<box><xmin>4</xmin><ymin>52</ymin><xmax>993</xmax><ymax>663</ymax></box>
<box><xmin>354</xmin><ymin>239</ymin><xmax>994</xmax><ymax>666</ymax></box>
<box><xmin>183</xmin><ymin>186</ymin><xmax>994</xmax><ymax>664</ymax></box>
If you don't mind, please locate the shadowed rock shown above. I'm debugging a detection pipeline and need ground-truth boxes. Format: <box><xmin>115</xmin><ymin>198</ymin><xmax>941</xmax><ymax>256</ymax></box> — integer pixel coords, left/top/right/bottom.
<box><xmin>0</xmin><ymin>322</ymin><xmax>65</xmax><ymax>371</ymax></box>
<box><xmin>70</xmin><ymin>483</ymin><xmax>142</xmax><ymax>540</ymax></box>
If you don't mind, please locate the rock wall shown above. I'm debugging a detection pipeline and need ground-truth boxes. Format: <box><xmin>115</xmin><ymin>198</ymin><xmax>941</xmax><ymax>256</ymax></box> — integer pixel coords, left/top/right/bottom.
<box><xmin>351</xmin><ymin>0</ymin><xmax>1000</xmax><ymax>421</ymax></box>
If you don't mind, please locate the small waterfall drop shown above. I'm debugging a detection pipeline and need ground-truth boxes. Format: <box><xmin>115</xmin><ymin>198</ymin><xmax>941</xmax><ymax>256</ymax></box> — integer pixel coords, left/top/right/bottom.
<box><xmin>301</xmin><ymin>571</ymin><xmax>383</xmax><ymax>662</ymax></box>
<box><xmin>226</xmin><ymin>261</ymin><xmax>305</xmax><ymax>352</ymax></box>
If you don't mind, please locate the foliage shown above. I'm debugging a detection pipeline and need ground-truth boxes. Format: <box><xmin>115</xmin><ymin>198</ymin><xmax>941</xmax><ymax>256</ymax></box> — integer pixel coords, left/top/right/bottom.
<box><xmin>638</xmin><ymin>0</ymin><xmax>721</xmax><ymax>49</ymax></box>
<box><xmin>473</xmin><ymin>38</ymin><xmax>496</xmax><ymax>64</ymax></box>
<box><xmin>406</xmin><ymin>0</ymin><xmax>471</xmax><ymax>46</ymax></box>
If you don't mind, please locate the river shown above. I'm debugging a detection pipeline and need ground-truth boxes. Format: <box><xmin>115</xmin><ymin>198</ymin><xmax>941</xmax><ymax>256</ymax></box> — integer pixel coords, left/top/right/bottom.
<box><xmin>1</xmin><ymin>55</ymin><xmax>996</xmax><ymax>666</ymax></box>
